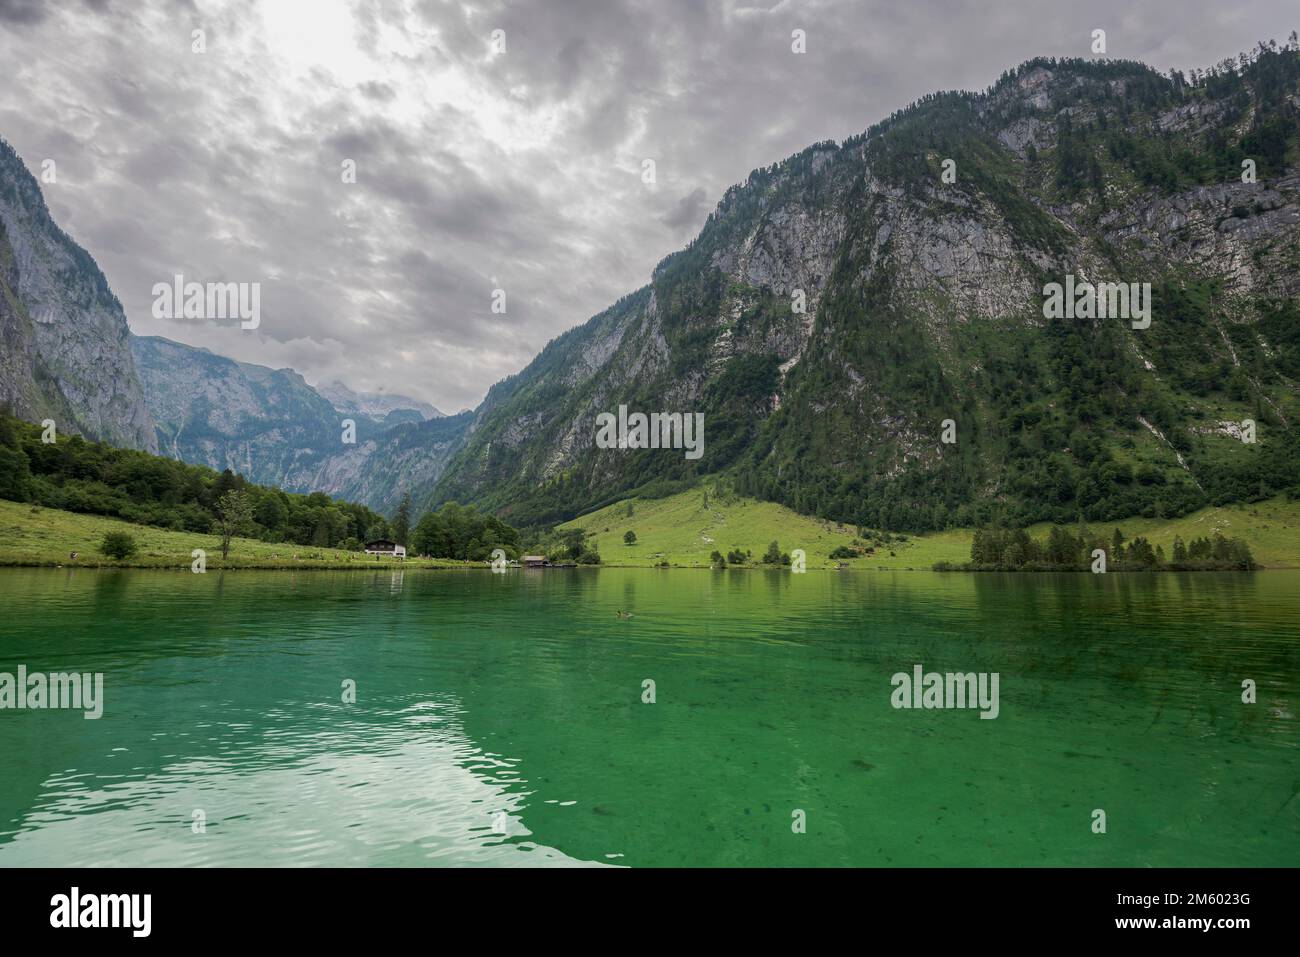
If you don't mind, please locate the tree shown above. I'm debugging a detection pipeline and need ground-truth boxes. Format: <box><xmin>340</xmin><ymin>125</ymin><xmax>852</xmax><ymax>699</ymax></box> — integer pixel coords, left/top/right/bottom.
<box><xmin>0</xmin><ymin>446</ymin><xmax>33</xmax><ymax>501</ymax></box>
<box><xmin>392</xmin><ymin>494</ymin><xmax>412</xmax><ymax>546</ymax></box>
<box><xmin>100</xmin><ymin>531</ymin><xmax>137</xmax><ymax>560</ymax></box>
<box><xmin>624</xmin><ymin>530</ymin><xmax>637</xmax><ymax>545</ymax></box>
<box><xmin>215</xmin><ymin>490</ymin><xmax>254</xmax><ymax>560</ymax></box>
<box><xmin>255</xmin><ymin>493</ymin><xmax>287</xmax><ymax>532</ymax></box>
<box><xmin>763</xmin><ymin>540</ymin><xmax>783</xmax><ymax>564</ymax></box>
<box><xmin>411</xmin><ymin>502</ymin><xmax>520</xmax><ymax>559</ymax></box>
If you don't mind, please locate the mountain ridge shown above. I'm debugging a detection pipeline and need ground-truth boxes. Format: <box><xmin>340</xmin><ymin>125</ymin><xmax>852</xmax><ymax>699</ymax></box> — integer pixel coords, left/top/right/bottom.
<box><xmin>425</xmin><ymin>44</ymin><xmax>1300</xmax><ymax>530</ymax></box>
<box><xmin>130</xmin><ymin>334</ymin><xmax>470</xmax><ymax>514</ymax></box>
<box><xmin>2</xmin><ymin>44</ymin><xmax>1299</xmax><ymax>531</ymax></box>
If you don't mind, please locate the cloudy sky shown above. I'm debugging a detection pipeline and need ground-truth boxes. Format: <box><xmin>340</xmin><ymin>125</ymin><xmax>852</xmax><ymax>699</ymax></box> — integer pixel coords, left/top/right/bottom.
<box><xmin>0</xmin><ymin>0</ymin><xmax>1293</xmax><ymax>411</ymax></box>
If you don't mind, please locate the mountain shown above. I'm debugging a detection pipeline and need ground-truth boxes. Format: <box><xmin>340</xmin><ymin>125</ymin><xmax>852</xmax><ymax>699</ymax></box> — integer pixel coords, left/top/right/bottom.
<box><xmin>0</xmin><ymin>138</ymin><xmax>461</xmax><ymax>517</ymax></box>
<box><xmin>312</xmin><ymin>409</ymin><xmax>473</xmax><ymax>515</ymax></box>
<box><xmin>0</xmin><ymin>138</ymin><xmax>155</xmax><ymax>451</ymax></box>
<box><xmin>131</xmin><ymin>335</ymin><xmax>470</xmax><ymax>514</ymax></box>
<box><xmin>5</xmin><ymin>46</ymin><xmax>1299</xmax><ymax>533</ymax></box>
<box><xmin>317</xmin><ymin>380</ymin><xmax>443</xmax><ymax>425</ymax></box>
<box><xmin>132</xmin><ymin>335</ymin><xmax>350</xmax><ymax>486</ymax></box>
<box><xmin>429</xmin><ymin>45</ymin><xmax>1300</xmax><ymax>531</ymax></box>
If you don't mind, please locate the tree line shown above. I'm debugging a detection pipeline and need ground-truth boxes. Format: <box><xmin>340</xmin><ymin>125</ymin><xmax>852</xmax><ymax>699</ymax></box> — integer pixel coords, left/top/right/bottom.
<box><xmin>936</xmin><ymin>524</ymin><xmax>1256</xmax><ymax>571</ymax></box>
<box><xmin>0</xmin><ymin>410</ymin><xmax>539</xmax><ymax>562</ymax></box>
<box><xmin>0</xmin><ymin>410</ymin><xmax>388</xmax><ymax>549</ymax></box>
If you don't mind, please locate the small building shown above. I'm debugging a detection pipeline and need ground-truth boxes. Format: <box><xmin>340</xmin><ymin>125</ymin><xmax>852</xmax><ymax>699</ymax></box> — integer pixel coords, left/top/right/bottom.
<box><xmin>364</xmin><ymin>540</ymin><xmax>407</xmax><ymax>558</ymax></box>
<box><xmin>522</xmin><ymin>555</ymin><xmax>547</xmax><ymax>568</ymax></box>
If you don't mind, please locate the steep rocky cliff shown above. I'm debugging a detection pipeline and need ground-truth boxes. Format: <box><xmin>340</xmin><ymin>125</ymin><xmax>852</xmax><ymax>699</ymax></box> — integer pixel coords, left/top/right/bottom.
<box><xmin>431</xmin><ymin>47</ymin><xmax>1300</xmax><ymax>530</ymax></box>
<box><xmin>0</xmin><ymin>138</ymin><xmax>155</xmax><ymax>451</ymax></box>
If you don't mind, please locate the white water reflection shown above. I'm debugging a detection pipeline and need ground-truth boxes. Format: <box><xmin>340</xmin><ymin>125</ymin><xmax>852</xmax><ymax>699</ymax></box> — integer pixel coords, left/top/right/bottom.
<box><xmin>0</xmin><ymin>694</ymin><xmax>607</xmax><ymax>867</ymax></box>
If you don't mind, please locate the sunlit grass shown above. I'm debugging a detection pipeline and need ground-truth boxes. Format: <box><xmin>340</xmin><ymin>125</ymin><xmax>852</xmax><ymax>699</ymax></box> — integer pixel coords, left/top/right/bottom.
<box><xmin>0</xmin><ymin>499</ymin><xmax>464</xmax><ymax>570</ymax></box>
<box><xmin>563</xmin><ymin>488</ymin><xmax>1300</xmax><ymax>569</ymax></box>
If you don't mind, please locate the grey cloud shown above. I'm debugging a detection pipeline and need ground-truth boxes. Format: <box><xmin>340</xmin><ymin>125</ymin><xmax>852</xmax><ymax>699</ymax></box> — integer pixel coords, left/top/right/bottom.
<box><xmin>0</xmin><ymin>0</ymin><xmax>46</xmax><ymax>25</ymax></box>
<box><xmin>661</xmin><ymin>187</ymin><xmax>709</xmax><ymax>232</ymax></box>
<box><xmin>0</xmin><ymin>0</ymin><xmax>1295</xmax><ymax>413</ymax></box>
<box><xmin>357</xmin><ymin>80</ymin><xmax>396</xmax><ymax>101</ymax></box>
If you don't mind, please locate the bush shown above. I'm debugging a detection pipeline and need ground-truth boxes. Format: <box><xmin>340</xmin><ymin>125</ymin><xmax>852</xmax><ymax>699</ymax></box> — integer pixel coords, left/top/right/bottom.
<box><xmin>100</xmin><ymin>531</ymin><xmax>138</xmax><ymax>560</ymax></box>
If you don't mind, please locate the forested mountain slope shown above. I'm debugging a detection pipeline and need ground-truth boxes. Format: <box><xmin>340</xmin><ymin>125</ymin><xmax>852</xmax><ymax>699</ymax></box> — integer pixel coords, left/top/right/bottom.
<box><xmin>432</xmin><ymin>43</ymin><xmax>1300</xmax><ymax>531</ymax></box>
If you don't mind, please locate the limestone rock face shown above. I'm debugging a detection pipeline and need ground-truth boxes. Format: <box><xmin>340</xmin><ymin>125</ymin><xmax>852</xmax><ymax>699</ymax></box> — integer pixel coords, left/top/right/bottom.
<box><xmin>0</xmin><ymin>138</ymin><xmax>155</xmax><ymax>451</ymax></box>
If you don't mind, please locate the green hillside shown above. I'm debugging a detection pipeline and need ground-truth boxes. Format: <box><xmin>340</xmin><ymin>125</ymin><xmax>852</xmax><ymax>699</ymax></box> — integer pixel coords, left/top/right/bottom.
<box><xmin>0</xmin><ymin>498</ymin><xmax>461</xmax><ymax>570</ymax></box>
<box><xmin>562</xmin><ymin>487</ymin><xmax>1300</xmax><ymax>569</ymax></box>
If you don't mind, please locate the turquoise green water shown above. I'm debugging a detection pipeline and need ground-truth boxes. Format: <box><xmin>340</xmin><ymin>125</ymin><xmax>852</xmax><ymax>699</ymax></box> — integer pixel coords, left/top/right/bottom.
<box><xmin>0</xmin><ymin>567</ymin><xmax>1296</xmax><ymax>867</ymax></box>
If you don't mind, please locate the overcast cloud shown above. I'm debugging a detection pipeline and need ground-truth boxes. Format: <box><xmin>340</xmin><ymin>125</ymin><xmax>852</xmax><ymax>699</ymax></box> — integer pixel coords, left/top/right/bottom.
<box><xmin>0</xmin><ymin>0</ymin><xmax>1293</xmax><ymax>411</ymax></box>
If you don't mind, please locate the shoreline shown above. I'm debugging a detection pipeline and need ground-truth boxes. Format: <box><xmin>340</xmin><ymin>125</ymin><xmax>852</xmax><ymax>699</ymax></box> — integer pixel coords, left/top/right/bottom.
<box><xmin>0</xmin><ymin>557</ymin><xmax>469</xmax><ymax>571</ymax></box>
<box><xmin>0</xmin><ymin>559</ymin><xmax>1286</xmax><ymax>573</ymax></box>
<box><xmin>5</xmin><ymin>496</ymin><xmax>1298</xmax><ymax>572</ymax></box>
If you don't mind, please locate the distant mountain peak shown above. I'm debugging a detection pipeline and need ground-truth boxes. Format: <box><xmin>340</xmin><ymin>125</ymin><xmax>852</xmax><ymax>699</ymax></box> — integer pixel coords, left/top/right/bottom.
<box><xmin>317</xmin><ymin>379</ymin><xmax>443</xmax><ymax>421</ymax></box>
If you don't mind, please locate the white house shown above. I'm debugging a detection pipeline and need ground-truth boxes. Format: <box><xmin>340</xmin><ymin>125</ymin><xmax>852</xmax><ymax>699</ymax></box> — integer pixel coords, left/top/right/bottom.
<box><xmin>364</xmin><ymin>539</ymin><xmax>407</xmax><ymax>558</ymax></box>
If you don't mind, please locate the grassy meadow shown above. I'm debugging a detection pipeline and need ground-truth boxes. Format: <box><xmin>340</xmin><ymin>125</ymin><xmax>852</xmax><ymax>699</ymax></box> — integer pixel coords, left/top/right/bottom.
<box><xmin>1</xmin><ymin>489</ymin><xmax>1297</xmax><ymax>572</ymax></box>
<box><xmin>563</xmin><ymin>488</ymin><xmax>1300</xmax><ymax>570</ymax></box>
<box><xmin>0</xmin><ymin>499</ymin><xmax>463</xmax><ymax>570</ymax></box>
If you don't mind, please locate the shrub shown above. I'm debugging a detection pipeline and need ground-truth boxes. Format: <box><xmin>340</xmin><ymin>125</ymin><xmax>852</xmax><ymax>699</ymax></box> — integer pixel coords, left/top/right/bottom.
<box><xmin>100</xmin><ymin>531</ymin><xmax>138</xmax><ymax>560</ymax></box>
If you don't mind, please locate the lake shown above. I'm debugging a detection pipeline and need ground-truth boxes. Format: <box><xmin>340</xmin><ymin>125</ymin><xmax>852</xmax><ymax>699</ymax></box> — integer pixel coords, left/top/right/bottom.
<box><xmin>0</xmin><ymin>567</ymin><xmax>1296</xmax><ymax>867</ymax></box>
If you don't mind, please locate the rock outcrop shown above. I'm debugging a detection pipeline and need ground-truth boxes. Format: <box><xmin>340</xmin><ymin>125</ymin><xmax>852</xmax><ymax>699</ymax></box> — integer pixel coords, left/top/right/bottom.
<box><xmin>0</xmin><ymin>138</ymin><xmax>155</xmax><ymax>450</ymax></box>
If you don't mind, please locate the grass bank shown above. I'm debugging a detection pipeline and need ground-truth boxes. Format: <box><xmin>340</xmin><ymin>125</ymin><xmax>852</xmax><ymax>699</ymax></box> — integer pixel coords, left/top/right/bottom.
<box><xmin>561</xmin><ymin>489</ymin><xmax>1300</xmax><ymax>569</ymax></box>
<box><xmin>0</xmin><ymin>499</ymin><xmax>464</xmax><ymax>570</ymax></box>
<box><xmin>4</xmin><ymin>491</ymin><xmax>1298</xmax><ymax>572</ymax></box>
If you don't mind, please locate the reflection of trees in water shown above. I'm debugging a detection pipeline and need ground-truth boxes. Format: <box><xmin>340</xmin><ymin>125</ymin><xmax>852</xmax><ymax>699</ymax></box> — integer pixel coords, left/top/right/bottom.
<box><xmin>966</xmin><ymin>570</ymin><xmax>1299</xmax><ymax>740</ymax></box>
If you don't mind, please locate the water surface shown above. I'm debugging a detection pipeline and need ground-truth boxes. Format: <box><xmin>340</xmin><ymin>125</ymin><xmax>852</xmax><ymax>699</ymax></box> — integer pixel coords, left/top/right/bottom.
<box><xmin>0</xmin><ymin>567</ymin><xmax>1296</xmax><ymax>866</ymax></box>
